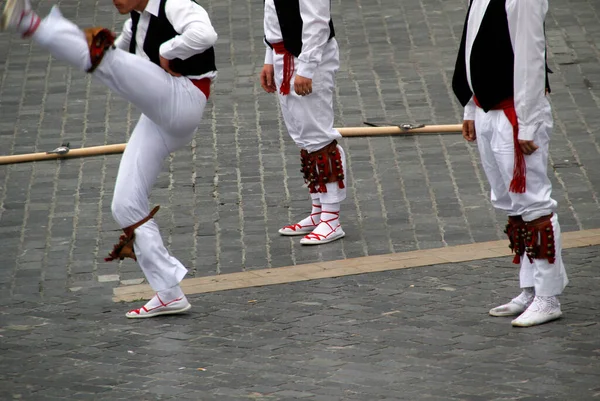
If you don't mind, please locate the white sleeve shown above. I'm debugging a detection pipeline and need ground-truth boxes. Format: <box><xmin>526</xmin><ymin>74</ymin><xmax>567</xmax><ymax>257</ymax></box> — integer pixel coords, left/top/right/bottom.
<box><xmin>512</xmin><ymin>0</ymin><xmax>548</xmax><ymax>141</ymax></box>
<box><xmin>159</xmin><ymin>0</ymin><xmax>218</xmax><ymax>60</ymax></box>
<box><xmin>464</xmin><ymin>97</ymin><xmax>476</xmax><ymax>120</ymax></box>
<box><xmin>297</xmin><ymin>0</ymin><xmax>332</xmax><ymax>79</ymax></box>
<box><xmin>264</xmin><ymin>40</ymin><xmax>273</xmax><ymax>65</ymax></box>
<box><xmin>114</xmin><ymin>18</ymin><xmax>133</xmax><ymax>51</ymax></box>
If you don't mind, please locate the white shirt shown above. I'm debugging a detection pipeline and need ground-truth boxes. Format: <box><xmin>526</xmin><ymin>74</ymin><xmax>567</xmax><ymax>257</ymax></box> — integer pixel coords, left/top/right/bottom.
<box><xmin>463</xmin><ymin>0</ymin><xmax>549</xmax><ymax>141</ymax></box>
<box><xmin>114</xmin><ymin>0</ymin><xmax>218</xmax><ymax>80</ymax></box>
<box><xmin>263</xmin><ymin>0</ymin><xmax>333</xmax><ymax>79</ymax></box>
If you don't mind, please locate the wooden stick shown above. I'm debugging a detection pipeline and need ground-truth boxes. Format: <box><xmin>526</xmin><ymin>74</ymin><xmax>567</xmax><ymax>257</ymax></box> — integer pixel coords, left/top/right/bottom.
<box><xmin>338</xmin><ymin>124</ymin><xmax>462</xmax><ymax>137</ymax></box>
<box><xmin>0</xmin><ymin>124</ymin><xmax>462</xmax><ymax>165</ymax></box>
<box><xmin>0</xmin><ymin>144</ymin><xmax>126</xmax><ymax>165</ymax></box>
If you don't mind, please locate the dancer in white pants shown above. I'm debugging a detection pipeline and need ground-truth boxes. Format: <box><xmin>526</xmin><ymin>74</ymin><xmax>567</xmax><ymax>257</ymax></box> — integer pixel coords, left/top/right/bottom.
<box><xmin>260</xmin><ymin>0</ymin><xmax>347</xmax><ymax>245</ymax></box>
<box><xmin>452</xmin><ymin>0</ymin><xmax>568</xmax><ymax>327</ymax></box>
<box><xmin>2</xmin><ymin>0</ymin><xmax>218</xmax><ymax>318</ymax></box>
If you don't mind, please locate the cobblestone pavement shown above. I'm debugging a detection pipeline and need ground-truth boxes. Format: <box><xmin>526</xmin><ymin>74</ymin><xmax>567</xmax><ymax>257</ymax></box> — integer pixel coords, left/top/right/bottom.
<box><xmin>0</xmin><ymin>0</ymin><xmax>599</xmax><ymax>399</ymax></box>
<box><xmin>1</xmin><ymin>246</ymin><xmax>599</xmax><ymax>400</ymax></box>
<box><xmin>1</xmin><ymin>0</ymin><xmax>600</xmax><ymax>292</ymax></box>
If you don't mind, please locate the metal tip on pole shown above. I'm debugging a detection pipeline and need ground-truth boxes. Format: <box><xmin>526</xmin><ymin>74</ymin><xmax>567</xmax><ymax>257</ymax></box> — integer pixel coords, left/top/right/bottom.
<box><xmin>364</xmin><ymin>121</ymin><xmax>426</xmax><ymax>131</ymax></box>
<box><xmin>46</xmin><ymin>142</ymin><xmax>70</xmax><ymax>155</ymax></box>
<box><xmin>399</xmin><ymin>124</ymin><xmax>425</xmax><ymax>131</ymax></box>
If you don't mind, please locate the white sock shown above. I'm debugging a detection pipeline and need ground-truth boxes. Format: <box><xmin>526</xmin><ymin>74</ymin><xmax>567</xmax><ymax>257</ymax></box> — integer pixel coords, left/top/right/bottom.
<box><xmin>528</xmin><ymin>295</ymin><xmax>560</xmax><ymax>313</ymax></box>
<box><xmin>292</xmin><ymin>200</ymin><xmax>321</xmax><ymax>228</ymax></box>
<box><xmin>311</xmin><ymin>202</ymin><xmax>340</xmax><ymax>237</ymax></box>
<box><xmin>512</xmin><ymin>287</ymin><xmax>534</xmax><ymax>306</ymax></box>
<box><xmin>144</xmin><ymin>285</ymin><xmax>185</xmax><ymax>309</ymax></box>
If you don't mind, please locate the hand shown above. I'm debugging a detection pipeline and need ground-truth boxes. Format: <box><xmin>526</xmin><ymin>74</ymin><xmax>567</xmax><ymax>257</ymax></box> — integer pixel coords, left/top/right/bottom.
<box><xmin>160</xmin><ymin>56</ymin><xmax>181</xmax><ymax>77</ymax></box>
<box><xmin>519</xmin><ymin>140</ymin><xmax>539</xmax><ymax>155</ymax></box>
<box><xmin>462</xmin><ymin>120</ymin><xmax>476</xmax><ymax>142</ymax></box>
<box><xmin>260</xmin><ymin>64</ymin><xmax>276</xmax><ymax>93</ymax></box>
<box><xmin>294</xmin><ymin>75</ymin><xmax>312</xmax><ymax>96</ymax></box>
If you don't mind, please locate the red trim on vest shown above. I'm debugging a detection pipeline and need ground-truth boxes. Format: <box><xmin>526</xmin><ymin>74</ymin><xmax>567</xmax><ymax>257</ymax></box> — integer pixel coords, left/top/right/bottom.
<box><xmin>473</xmin><ymin>96</ymin><xmax>526</xmax><ymax>193</ymax></box>
<box><xmin>272</xmin><ymin>42</ymin><xmax>294</xmax><ymax>96</ymax></box>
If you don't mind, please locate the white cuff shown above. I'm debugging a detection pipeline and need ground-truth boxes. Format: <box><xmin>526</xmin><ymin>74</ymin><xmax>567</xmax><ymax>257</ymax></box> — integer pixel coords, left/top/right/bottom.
<box><xmin>264</xmin><ymin>47</ymin><xmax>273</xmax><ymax>65</ymax></box>
<box><xmin>159</xmin><ymin>40</ymin><xmax>177</xmax><ymax>60</ymax></box>
<box><xmin>297</xmin><ymin>61</ymin><xmax>318</xmax><ymax>79</ymax></box>
<box><xmin>518</xmin><ymin>124</ymin><xmax>536</xmax><ymax>141</ymax></box>
<box><xmin>464</xmin><ymin>103</ymin><xmax>476</xmax><ymax>121</ymax></box>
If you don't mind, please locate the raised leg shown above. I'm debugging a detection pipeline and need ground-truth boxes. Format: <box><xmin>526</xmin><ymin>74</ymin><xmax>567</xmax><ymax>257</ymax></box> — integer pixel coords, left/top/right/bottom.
<box><xmin>28</xmin><ymin>6</ymin><xmax>204</xmax><ymax>135</ymax></box>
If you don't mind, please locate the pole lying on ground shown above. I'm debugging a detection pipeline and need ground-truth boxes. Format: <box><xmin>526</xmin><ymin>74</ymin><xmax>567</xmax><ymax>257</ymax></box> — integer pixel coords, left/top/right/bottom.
<box><xmin>338</xmin><ymin>124</ymin><xmax>462</xmax><ymax>137</ymax></box>
<box><xmin>0</xmin><ymin>144</ymin><xmax>126</xmax><ymax>165</ymax></box>
<box><xmin>0</xmin><ymin>124</ymin><xmax>462</xmax><ymax>165</ymax></box>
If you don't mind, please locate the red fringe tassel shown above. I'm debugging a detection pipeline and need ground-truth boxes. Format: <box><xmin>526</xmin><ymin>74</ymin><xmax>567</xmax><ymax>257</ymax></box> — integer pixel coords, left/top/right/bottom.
<box><xmin>503</xmin><ymin>106</ymin><xmax>526</xmax><ymax>193</ymax></box>
<box><xmin>272</xmin><ymin>42</ymin><xmax>294</xmax><ymax>96</ymax></box>
<box><xmin>473</xmin><ymin>97</ymin><xmax>526</xmax><ymax>193</ymax></box>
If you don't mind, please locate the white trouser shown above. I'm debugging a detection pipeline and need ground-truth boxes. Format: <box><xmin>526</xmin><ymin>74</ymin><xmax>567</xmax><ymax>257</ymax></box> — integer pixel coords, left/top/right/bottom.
<box><xmin>272</xmin><ymin>39</ymin><xmax>346</xmax><ymax>204</ymax></box>
<box><xmin>475</xmin><ymin>99</ymin><xmax>568</xmax><ymax>296</ymax></box>
<box><xmin>33</xmin><ymin>7</ymin><xmax>207</xmax><ymax>291</ymax></box>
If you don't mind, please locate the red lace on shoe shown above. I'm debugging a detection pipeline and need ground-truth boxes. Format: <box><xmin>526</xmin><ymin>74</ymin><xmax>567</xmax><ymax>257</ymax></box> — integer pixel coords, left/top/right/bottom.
<box><xmin>17</xmin><ymin>10</ymin><xmax>40</xmax><ymax>38</ymax></box>
<box><xmin>302</xmin><ymin>211</ymin><xmax>340</xmax><ymax>241</ymax></box>
<box><xmin>281</xmin><ymin>204</ymin><xmax>321</xmax><ymax>232</ymax></box>
<box><xmin>127</xmin><ymin>294</ymin><xmax>184</xmax><ymax>315</ymax></box>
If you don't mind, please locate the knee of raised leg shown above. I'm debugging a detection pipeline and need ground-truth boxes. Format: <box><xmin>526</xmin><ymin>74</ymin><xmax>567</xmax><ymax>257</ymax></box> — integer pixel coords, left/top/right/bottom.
<box><xmin>111</xmin><ymin>198</ymin><xmax>135</xmax><ymax>224</ymax></box>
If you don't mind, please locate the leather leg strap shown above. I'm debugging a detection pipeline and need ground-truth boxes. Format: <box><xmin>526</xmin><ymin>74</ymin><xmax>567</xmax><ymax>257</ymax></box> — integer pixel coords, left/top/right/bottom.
<box><xmin>524</xmin><ymin>213</ymin><xmax>556</xmax><ymax>264</ymax></box>
<box><xmin>505</xmin><ymin>215</ymin><xmax>526</xmax><ymax>264</ymax></box>
<box><xmin>105</xmin><ymin>206</ymin><xmax>160</xmax><ymax>262</ymax></box>
<box><xmin>83</xmin><ymin>27</ymin><xmax>116</xmax><ymax>74</ymax></box>
<box><xmin>505</xmin><ymin>213</ymin><xmax>556</xmax><ymax>265</ymax></box>
<box><xmin>300</xmin><ymin>149</ymin><xmax>317</xmax><ymax>193</ymax></box>
<box><xmin>300</xmin><ymin>140</ymin><xmax>345</xmax><ymax>194</ymax></box>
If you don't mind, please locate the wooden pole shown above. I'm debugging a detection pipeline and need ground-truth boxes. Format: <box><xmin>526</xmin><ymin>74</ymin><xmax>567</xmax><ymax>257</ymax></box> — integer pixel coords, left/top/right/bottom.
<box><xmin>0</xmin><ymin>124</ymin><xmax>462</xmax><ymax>165</ymax></box>
<box><xmin>338</xmin><ymin>124</ymin><xmax>462</xmax><ymax>137</ymax></box>
<box><xmin>0</xmin><ymin>144</ymin><xmax>126</xmax><ymax>165</ymax></box>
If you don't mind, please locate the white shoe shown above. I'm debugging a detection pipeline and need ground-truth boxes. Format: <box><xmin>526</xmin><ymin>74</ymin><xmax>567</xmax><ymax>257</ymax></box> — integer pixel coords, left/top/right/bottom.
<box><xmin>511</xmin><ymin>296</ymin><xmax>562</xmax><ymax>327</ymax></box>
<box><xmin>489</xmin><ymin>289</ymin><xmax>534</xmax><ymax>317</ymax></box>
<box><xmin>278</xmin><ymin>223</ymin><xmax>318</xmax><ymax>236</ymax></box>
<box><xmin>489</xmin><ymin>301</ymin><xmax>528</xmax><ymax>317</ymax></box>
<box><xmin>1</xmin><ymin>0</ymin><xmax>33</xmax><ymax>32</ymax></box>
<box><xmin>279</xmin><ymin>207</ymin><xmax>321</xmax><ymax>236</ymax></box>
<box><xmin>126</xmin><ymin>294</ymin><xmax>191</xmax><ymax>319</ymax></box>
<box><xmin>300</xmin><ymin>225</ymin><xmax>345</xmax><ymax>245</ymax></box>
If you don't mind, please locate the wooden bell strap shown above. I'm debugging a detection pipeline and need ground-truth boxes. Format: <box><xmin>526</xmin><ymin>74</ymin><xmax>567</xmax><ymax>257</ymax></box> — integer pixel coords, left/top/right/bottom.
<box><xmin>524</xmin><ymin>213</ymin><xmax>556</xmax><ymax>264</ymax></box>
<box><xmin>300</xmin><ymin>150</ymin><xmax>317</xmax><ymax>194</ymax></box>
<box><xmin>505</xmin><ymin>215</ymin><xmax>526</xmax><ymax>264</ymax></box>
<box><xmin>305</xmin><ymin>140</ymin><xmax>344</xmax><ymax>194</ymax></box>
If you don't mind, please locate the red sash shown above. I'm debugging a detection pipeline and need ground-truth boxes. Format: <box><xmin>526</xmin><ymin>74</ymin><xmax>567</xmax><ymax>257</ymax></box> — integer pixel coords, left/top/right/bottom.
<box><xmin>271</xmin><ymin>42</ymin><xmax>294</xmax><ymax>96</ymax></box>
<box><xmin>190</xmin><ymin>77</ymin><xmax>211</xmax><ymax>99</ymax></box>
<box><xmin>474</xmin><ymin>96</ymin><xmax>526</xmax><ymax>194</ymax></box>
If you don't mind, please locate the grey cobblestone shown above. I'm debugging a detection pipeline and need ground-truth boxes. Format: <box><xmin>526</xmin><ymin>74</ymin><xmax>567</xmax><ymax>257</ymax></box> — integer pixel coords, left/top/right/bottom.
<box><xmin>1</xmin><ymin>247</ymin><xmax>598</xmax><ymax>399</ymax></box>
<box><xmin>1</xmin><ymin>0</ymin><xmax>599</xmax><ymax>291</ymax></box>
<box><xmin>0</xmin><ymin>0</ymin><xmax>599</xmax><ymax>398</ymax></box>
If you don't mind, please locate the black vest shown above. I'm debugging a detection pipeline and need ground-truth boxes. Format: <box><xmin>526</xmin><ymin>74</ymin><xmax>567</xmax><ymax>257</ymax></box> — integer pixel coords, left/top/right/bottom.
<box><xmin>452</xmin><ymin>0</ymin><xmax>550</xmax><ymax>112</ymax></box>
<box><xmin>264</xmin><ymin>0</ymin><xmax>335</xmax><ymax>57</ymax></box>
<box><xmin>129</xmin><ymin>0</ymin><xmax>216</xmax><ymax>76</ymax></box>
